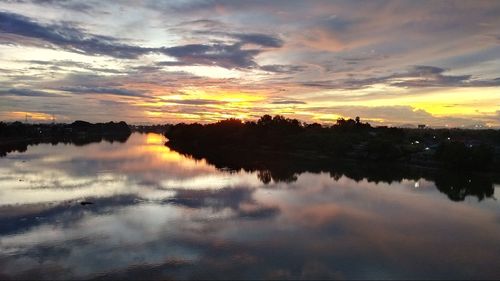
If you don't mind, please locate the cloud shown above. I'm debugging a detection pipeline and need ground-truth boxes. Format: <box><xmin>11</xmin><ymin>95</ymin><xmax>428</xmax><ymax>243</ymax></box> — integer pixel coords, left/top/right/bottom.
<box><xmin>301</xmin><ymin>65</ymin><xmax>500</xmax><ymax>90</ymax></box>
<box><xmin>160</xmin><ymin>43</ymin><xmax>261</xmax><ymax>69</ymax></box>
<box><xmin>231</xmin><ymin>33</ymin><xmax>283</xmax><ymax>48</ymax></box>
<box><xmin>412</xmin><ymin>66</ymin><xmax>446</xmax><ymax>75</ymax></box>
<box><xmin>322</xmin><ymin>15</ymin><xmax>357</xmax><ymax>32</ymax></box>
<box><xmin>0</xmin><ymin>194</ymin><xmax>140</xmax><ymax>236</ymax></box>
<box><xmin>166</xmin><ymin>187</ymin><xmax>280</xmax><ymax>220</ymax></box>
<box><xmin>1</xmin><ymin>12</ymin><xmax>282</xmax><ymax>69</ymax></box>
<box><xmin>309</xmin><ymin>105</ymin><xmax>490</xmax><ymax>127</ymax></box>
<box><xmin>58</xmin><ymin>86</ymin><xmax>147</xmax><ymax>98</ymax></box>
<box><xmin>1</xmin><ymin>2</ymin><xmax>499</xmax><ymax>126</ymax></box>
<box><xmin>163</xmin><ymin>99</ymin><xmax>226</xmax><ymax>105</ymax></box>
<box><xmin>192</xmin><ymin>30</ymin><xmax>284</xmax><ymax>48</ymax></box>
<box><xmin>0</xmin><ymin>11</ymin><xmax>152</xmax><ymax>59</ymax></box>
<box><xmin>167</xmin><ymin>187</ymin><xmax>252</xmax><ymax>210</ymax></box>
<box><xmin>155</xmin><ymin>61</ymin><xmax>188</xmax><ymax>66</ymax></box>
<box><xmin>271</xmin><ymin>100</ymin><xmax>306</xmax><ymax>105</ymax></box>
<box><xmin>7</xmin><ymin>0</ymin><xmax>95</xmax><ymax>13</ymax></box>
<box><xmin>261</xmin><ymin>64</ymin><xmax>306</xmax><ymax>73</ymax></box>
<box><xmin>390</xmin><ymin>65</ymin><xmax>472</xmax><ymax>88</ymax></box>
<box><xmin>179</xmin><ymin>19</ymin><xmax>225</xmax><ymax>28</ymax></box>
<box><xmin>1</xmin><ymin>88</ymin><xmax>57</xmax><ymax>97</ymax></box>
<box><xmin>162</xmin><ymin>30</ymin><xmax>283</xmax><ymax>68</ymax></box>
<box><xmin>19</xmin><ymin>60</ymin><xmax>124</xmax><ymax>74</ymax></box>
<box><xmin>388</xmin><ymin>66</ymin><xmax>500</xmax><ymax>88</ymax></box>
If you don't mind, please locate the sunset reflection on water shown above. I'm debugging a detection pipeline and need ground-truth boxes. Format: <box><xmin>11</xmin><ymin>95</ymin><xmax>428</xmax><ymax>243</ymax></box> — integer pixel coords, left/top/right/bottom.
<box><xmin>0</xmin><ymin>133</ymin><xmax>498</xmax><ymax>279</ymax></box>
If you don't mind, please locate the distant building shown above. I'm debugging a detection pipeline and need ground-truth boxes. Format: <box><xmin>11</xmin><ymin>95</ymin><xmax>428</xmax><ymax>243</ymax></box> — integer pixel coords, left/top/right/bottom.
<box><xmin>418</xmin><ymin>124</ymin><xmax>426</xmax><ymax>129</ymax></box>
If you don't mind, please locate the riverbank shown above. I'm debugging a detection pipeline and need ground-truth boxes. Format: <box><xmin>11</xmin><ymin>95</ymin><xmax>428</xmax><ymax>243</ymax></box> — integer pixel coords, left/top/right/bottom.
<box><xmin>0</xmin><ymin>121</ymin><xmax>132</xmax><ymax>157</ymax></box>
<box><xmin>164</xmin><ymin>115</ymin><xmax>500</xmax><ymax>172</ymax></box>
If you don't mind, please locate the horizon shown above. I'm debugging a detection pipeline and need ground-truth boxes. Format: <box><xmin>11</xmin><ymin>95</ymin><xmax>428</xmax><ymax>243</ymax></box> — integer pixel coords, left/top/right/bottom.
<box><xmin>1</xmin><ymin>1</ymin><xmax>500</xmax><ymax>127</ymax></box>
<box><xmin>3</xmin><ymin>115</ymin><xmax>495</xmax><ymax>130</ymax></box>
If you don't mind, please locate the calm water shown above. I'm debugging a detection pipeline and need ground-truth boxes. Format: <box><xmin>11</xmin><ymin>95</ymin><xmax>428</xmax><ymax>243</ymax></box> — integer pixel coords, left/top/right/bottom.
<box><xmin>0</xmin><ymin>133</ymin><xmax>499</xmax><ymax>280</ymax></box>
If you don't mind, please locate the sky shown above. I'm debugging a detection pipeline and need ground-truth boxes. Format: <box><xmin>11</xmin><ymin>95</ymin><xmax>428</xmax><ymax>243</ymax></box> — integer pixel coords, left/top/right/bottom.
<box><xmin>0</xmin><ymin>0</ymin><xmax>499</xmax><ymax>127</ymax></box>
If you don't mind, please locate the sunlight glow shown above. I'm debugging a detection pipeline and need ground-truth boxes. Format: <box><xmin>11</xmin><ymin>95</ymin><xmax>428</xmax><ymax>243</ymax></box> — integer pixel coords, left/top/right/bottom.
<box><xmin>9</xmin><ymin>111</ymin><xmax>53</xmax><ymax>121</ymax></box>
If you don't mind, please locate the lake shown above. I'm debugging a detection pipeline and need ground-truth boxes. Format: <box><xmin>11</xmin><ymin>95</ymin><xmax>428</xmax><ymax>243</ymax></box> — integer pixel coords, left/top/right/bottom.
<box><xmin>0</xmin><ymin>133</ymin><xmax>499</xmax><ymax>279</ymax></box>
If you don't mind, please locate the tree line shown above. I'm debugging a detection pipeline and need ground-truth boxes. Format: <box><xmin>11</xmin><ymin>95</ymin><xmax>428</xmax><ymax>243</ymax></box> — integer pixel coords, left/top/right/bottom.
<box><xmin>165</xmin><ymin>115</ymin><xmax>500</xmax><ymax>171</ymax></box>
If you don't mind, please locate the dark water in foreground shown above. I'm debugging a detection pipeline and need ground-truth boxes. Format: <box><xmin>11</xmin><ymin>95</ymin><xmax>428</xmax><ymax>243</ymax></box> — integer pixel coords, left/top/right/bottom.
<box><xmin>0</xmin><ymin>133</ymin><xmax>499</xmax><ymax>280</ymax></box>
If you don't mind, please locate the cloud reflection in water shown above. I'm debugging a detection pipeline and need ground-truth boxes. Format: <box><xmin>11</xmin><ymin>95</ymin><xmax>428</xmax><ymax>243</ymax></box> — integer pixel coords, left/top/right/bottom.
<box><xmin>0</xmin><ymin>133</ymin><xmax>499</xmax><ymax>279</ymax></box>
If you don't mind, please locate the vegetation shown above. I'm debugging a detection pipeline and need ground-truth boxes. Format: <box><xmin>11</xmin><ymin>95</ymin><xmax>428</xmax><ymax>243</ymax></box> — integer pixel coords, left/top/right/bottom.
<box><xmin>435</xmin><ymin>141</ymin><xmax>494</xmax><ymax>170</ymax></box>
<box><xmin>165</xmin><ymin>115</ymin><xmax>500</xmax><ymax>171</ymax></box>
<box><xmin>0</xmin><ymin>120</ymin><xmax>130</xmax><ymax>139</ymax></box>
<box><xmin>0</xmin><ymin>121</ymin><xmax>131</xmax><ymax>156</ymax></box>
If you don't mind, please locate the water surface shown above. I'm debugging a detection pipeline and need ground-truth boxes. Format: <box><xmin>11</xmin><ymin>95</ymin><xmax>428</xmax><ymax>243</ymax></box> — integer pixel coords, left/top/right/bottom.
<box><xmin>0</xmin><ymin>133</ymin><xmax>499</xmax><ymax>279</ymax></box>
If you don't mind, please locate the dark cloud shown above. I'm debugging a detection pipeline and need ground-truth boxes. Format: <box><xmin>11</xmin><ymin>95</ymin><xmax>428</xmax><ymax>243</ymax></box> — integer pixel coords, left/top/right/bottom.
<box><xmin>58</xmin><ymin>86</ymin><xmax>147</xmax><ymax>98</ymax></box>
<box><xmin>1</xmin><ymin>12</ymin><xmax>282</xmax><ymax>69</ymax></box>
<box><xmin>177</xmin><ymin>19</ymin><xmax>225</xmax><ymax>29</ymax></box>
<box><xmin>300</xmin><ymin>80</ymin><xmax>343</xmax><ymax>89</ymax></box>
<box><xmin>232</xmin><ymin>33</ymin><xmax>283</xmax><ymax>48</ymax></box>
<box><xmin>160</xmin><ymin>43</ymin><xmax>261</xmax><ymax>69</ymax></box>
<box><xmin>2</xmin><ymin>88</ymin><xmax>57</xmax><ymax>97</ymax></box>
<box><xmin>193</xmin><ymin>30</ymin><xmax>284</xmax><ymax>48</ymax></box>
<box><xmin>6</xmin><ymin>0</ymin><xmax>95</xmax><ymax>13</ymax></box>
<box><xmin>0</xmin><ymin>11</ymin><xmax>151</xmax><ymax>59</ymax></box>
<box><xmin>391</xmin><ymin>65</ymin><xmax>472</xmax><ymax>88</ymax></box>
<box><xmin>47</xmin><ymin>73</ymin><xmax>122</xmax><ymax>90</ymax></box>
<box><xmin>412</xmin><ymin>65</ymin><xmax>446</xmax><ymax>75</ymax></box>
<box><xmin>156</xmin><ymin>61</ymin><xmax>189</xmax><ymax>66</ymax></box>
<box><xmin>271</xmin><ymin>100</ymin><xmax>306</xmax><ymax>105</ymax></box>
<box><xmin>261</xmin><ymin>64</ymin><xmax>306</xmax><ymax>73</ymax></box>
<box><xmin>20</xmin><ymin>60</ymin><xmax>123</xmax><ymax>74</ymax></box>
<box><xmin>301</xmin><ymin>65</ymin><xmax>500</xmax><ymax>90</ymax></box>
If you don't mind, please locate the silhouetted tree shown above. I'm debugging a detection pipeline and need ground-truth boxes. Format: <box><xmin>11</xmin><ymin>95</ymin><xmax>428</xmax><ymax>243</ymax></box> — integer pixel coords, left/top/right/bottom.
<box><xmin>164</xmin><ymin>114</ymin><xmax>498</xmax><ymax>171</ymax></box>
<box><xmin>435</xmin><ymin>141</ymin><xmax>493</xmax><ymax>170</ymax></box>
<box><xmin>0</xmin><ymin>121</ymin><xmax>132</xmax><ymax>157</ymax></box>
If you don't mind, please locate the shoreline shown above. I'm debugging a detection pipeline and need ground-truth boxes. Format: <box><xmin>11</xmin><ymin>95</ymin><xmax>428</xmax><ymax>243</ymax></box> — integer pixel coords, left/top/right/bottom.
<box><xmin>165</xmin><ymin>140</ymin><xmax>500</xmax><ymax>179</ymax></box>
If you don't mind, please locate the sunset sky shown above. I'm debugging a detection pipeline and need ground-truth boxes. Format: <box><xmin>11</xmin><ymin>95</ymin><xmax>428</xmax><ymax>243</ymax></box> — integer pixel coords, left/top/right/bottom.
<box><xmin>1</xmin><ymin>0</ymin><xmax>499</xmax><ymax>127</ymax></box>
